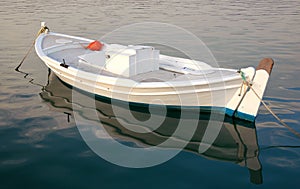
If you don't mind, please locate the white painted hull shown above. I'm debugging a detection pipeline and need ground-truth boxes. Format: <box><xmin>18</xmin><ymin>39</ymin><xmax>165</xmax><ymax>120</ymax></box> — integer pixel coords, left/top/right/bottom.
<box><xmin>35</xmin><ymin>31</ymin><xmax>274</xmax><ymax>121</ymax></box>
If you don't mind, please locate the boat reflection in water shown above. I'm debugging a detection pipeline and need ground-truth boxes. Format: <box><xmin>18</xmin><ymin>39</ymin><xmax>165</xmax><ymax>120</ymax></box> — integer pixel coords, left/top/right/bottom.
<box><xmin>40</xmin><ymin>70</ymin><xmax>263</xmax><ymax>184</ymax></box>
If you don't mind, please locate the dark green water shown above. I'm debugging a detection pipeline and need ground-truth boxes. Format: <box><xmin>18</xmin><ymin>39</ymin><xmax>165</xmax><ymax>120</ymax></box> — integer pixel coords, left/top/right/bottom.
<box><xmin>1</xmin><ymin>0</ymin><xmax>300</xmax><ymax>188</ymax></box>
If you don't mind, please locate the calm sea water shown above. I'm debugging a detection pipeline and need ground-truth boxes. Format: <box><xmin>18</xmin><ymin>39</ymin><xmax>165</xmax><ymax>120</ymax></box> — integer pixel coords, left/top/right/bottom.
<box><xmin>1</xmin><ymin>0</ymin><xmax>300</xmax><ymax>188</ymax></box>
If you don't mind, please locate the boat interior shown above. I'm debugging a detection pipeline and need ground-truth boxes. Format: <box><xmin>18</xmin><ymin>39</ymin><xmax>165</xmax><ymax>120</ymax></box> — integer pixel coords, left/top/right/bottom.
<box><xmin>41</xmin><ymin>34</ymin><xmax>240</xmax><ymax>83</ymax></box>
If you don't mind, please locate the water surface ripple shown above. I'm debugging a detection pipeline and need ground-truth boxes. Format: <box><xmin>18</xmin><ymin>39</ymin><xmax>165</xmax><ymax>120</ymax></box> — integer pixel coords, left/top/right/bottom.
<box><xmin>1</xmin><ymin>0</ymin><xmax>300</xmax><ymax>188</ymax></box>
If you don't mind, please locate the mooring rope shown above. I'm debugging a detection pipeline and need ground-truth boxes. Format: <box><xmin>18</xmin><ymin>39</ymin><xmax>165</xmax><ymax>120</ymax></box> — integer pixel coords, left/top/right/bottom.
<box><xmin>240</xmin><ymin>71</ymin><xmax>300</xmax><ymax>138</ymax></box>
<box><xmin>249</xmin><ymin>85</ymin><xmax>300</xmax><ymax>138</ymax></box>
<box><xmin>15</xmin><ymin>25</ymin><xmax>49</xmax><ymax>71</ymax></box>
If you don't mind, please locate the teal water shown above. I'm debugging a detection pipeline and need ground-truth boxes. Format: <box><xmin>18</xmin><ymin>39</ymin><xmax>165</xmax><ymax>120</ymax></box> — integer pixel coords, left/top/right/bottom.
<box><xmin>1</xmin><ymin>0</ymin><xmax>300</xmax><ymax>188</ymax></box>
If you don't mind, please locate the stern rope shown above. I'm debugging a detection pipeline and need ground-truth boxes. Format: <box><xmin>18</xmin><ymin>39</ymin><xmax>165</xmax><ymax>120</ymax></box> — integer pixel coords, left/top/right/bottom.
<box><xmin>240</xmin><ymin>71</ymin><xmax>300</xmax><ymax>138</ymax></box>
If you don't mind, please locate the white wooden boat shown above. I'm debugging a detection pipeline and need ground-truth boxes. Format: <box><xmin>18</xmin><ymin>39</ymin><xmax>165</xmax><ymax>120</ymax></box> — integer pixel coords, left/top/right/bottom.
<box><xmin>35</xmin><ymin>23</ymin><xmax>274</xmax><ymax>121</ymax></box>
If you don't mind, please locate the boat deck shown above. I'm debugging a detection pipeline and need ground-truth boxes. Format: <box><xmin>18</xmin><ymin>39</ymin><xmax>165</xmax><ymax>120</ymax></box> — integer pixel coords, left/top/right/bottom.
<box><xmin>42</xmin><ymin>33</ymin><xmax>240</xmax><ymax>83</ymax></box>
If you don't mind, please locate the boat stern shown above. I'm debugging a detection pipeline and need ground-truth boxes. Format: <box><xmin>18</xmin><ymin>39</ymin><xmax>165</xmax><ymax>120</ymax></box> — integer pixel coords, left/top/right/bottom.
<box><xmin>234</xmin><ymin>58</ymin><xmax>274</xmax><ymax>121</ymax></box>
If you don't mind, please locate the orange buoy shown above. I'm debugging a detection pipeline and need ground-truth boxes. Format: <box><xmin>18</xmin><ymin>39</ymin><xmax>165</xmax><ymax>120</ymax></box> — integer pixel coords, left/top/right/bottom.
<box><xmin>86</xmin><ymin>40</ymin><xmax>103</xmax><ymax>51</ymax></box>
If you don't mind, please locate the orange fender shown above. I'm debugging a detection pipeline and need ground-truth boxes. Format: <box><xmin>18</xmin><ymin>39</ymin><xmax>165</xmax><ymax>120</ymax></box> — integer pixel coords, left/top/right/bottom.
<box><xmin>86</xmin><ymin>40</ymin><xmax>103</xmax><ymax>51</ymax></box>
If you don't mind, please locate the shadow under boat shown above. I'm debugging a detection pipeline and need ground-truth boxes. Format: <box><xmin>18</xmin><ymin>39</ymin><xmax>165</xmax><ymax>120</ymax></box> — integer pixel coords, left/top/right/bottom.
<box><xmin>40</xmin><ymin>70</ymin><xmax>263</xmax><ymax>184</ymax></box>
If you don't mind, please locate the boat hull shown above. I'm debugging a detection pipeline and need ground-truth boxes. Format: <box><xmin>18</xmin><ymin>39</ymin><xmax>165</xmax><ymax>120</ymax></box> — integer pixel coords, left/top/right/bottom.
<box><xmin>35</xmin><ymin>30</ymin><xmax>274</xmax><ymax>122</ymax></box>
